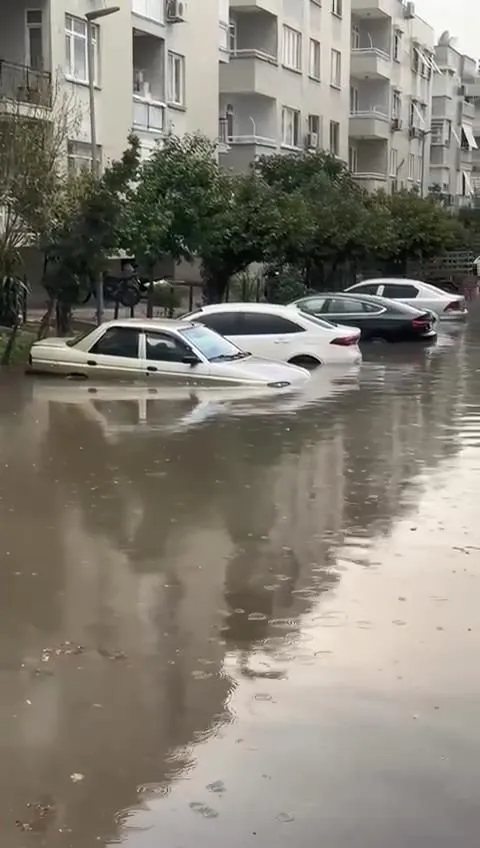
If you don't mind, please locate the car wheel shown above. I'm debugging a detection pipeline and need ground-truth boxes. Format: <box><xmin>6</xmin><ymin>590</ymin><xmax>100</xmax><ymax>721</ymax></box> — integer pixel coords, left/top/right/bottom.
<box><xmin>370</xmin><ymin>336</ymin><xmax>389</xmax><ymax>345</ymax></box>
<box><xmin>288</xmin><ymin>355</ymin><xmax>321</xmax><ymax>370</ymax></box>
<box><xmin>120</xmin><ymin>283</ymin><xmax>141</xmax><ymax>308</ymax></box>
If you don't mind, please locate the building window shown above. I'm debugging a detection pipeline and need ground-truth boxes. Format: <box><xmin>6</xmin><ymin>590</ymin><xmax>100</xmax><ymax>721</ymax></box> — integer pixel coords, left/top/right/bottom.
<box><xmin>67</xmin><ymin>140</ymin><xmax>101</xmax><ymax>176</ymax></box>
<box><xmin>393</xmin><ymin>30</ymin><xmax>401</xmax><ymax>62</ymax></box>
<box><xmin>167</xmin><ymin>52</ymin><xmax>185</xmax><ymax>106</ymax></box>
<box><xmin>411</xmin><ymin>45</ymin><xmax>420</xmax><ymax>74</ymax></box>
<box><xmin>351</xmin><ymin>25</ymin><xmax>360</xmax><ymax>50</ymax></box>
<box><xmin>330</xmin><ymin>49</ymin><xmax>341</xmax><ymax>88</ymax></box>
<box><xmin>350</xmin><ymin>85</ymin><xmax>359</xmax><ymax>114</ymax></box>
<box><xmin>329</xmin><ymin>120</ymin><xmax>340</xmax><ymax>155</ymax></box>
<box><xmin>331</xmin><ymin>0</ymin><xmax>342</xmax><ymax>17</ymax></box>
<box><xmin>26</xmin><ymin>10</ymin><xmax>44</xmax><ymax>70</ymax></box>
<box><xmin>281</xmin><ymin>106</ymin><xmax>300</xmax><ymax>147</ymax></box>
<box><xmin>389</xmin><ymin>148</ymin><xmax>398</xmax><ymax>176</ymax></box>
<box><xmin>309</xmin><ymin>39</ymin><xmax>321</xmax><ymax>79</ymax></box>
<box><xmin>308</xmin><ymin>114</ymin><xmax>321</xmax><ymax>147</ymax></box>
<box><xmin>348</xmin><ymin>146</ymin><xmax>358</xmax><ymax>173</ymax></box>
<box><xmin>65</xmin><ymin>14</ymin><xmax>98</xmax><ymax>84</ymax></box>
<box><xmin>392</xmin><ymin>90</ymin><xmax>402</xmax><ymax>118</ymax></box>
<box><xmin>408</xmin><ymin>152</ymin><xmax>415</xmax><ymax>179</ymax></box>
<box><xmin>416</xmin><ymin>155</ymin><xmax>422</xmax><ymax>182</ymax></box>
<box><xmin>282</xmin><ymin>26</ymin><xmax>302</xmax><ymax>71</ymax></box>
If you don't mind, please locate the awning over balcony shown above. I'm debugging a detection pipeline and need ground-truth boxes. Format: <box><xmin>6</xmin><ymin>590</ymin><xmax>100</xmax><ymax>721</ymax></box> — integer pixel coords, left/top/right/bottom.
<box><xmin>462</xmin><ymin>123</ymin><xmax>478</xmax><ymax>150</ymax></box>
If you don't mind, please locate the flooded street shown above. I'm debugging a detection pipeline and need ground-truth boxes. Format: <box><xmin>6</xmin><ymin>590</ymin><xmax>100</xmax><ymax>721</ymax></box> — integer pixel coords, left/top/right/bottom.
<box><xmin>1</xmin><ymin>320</ymin><xmax>480</xmax><ymax>847</ymax></box>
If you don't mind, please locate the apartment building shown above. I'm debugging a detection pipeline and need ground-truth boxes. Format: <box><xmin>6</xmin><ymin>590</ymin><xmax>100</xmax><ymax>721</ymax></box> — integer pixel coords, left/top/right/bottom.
<box><xmin>0</xmin><ymin>0</ymin><xmax>224</xmax><ymax>171</ymax></box>
<box><xmin>429</xmin><ymin>35</ymin><xmax>478</xmax><ymax>205</ymax></box>
<box><xmin>348</xmin><ymin>0</ymin><xmax>434</xmax><ymax>195</ymax></box>
<box><xmin>218</xmin><ymin>0</ymin><xmax>351</xmax><ymax>172</ymax></box>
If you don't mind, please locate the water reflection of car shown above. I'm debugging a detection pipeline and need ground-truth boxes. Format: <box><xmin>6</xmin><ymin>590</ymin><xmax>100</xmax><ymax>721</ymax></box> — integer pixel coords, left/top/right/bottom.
<box><xmin>289</xmin><ymin>293</ymin><xmax>437</xmax><ymax>343</ymax></box>
<box><xmin>31</xmin><ymin>368</ymin><xmax>361</xmax><ymax>437</ymax></box>
<box><xmin>181</xmin><ymin>303</ymin><xmax>362</xmax><ymax>368</ymax></box>
<box><xmin>27</xmin><ymin>319</ymin><xmax>310</xmax><ymax>389</ymax></box>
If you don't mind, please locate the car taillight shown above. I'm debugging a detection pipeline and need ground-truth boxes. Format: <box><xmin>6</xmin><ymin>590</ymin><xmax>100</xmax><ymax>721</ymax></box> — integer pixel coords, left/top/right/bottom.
<box><xmin>412</xmin><ymin>318</ymin><xmax>429</xmax><ymax>328</ymax></box>
<box><xmin>444</xmin><ymin>300</ymin><xmax>463</xmax><ymax>312</ymax></box>
<box><xmin>330</xmin><ymin>336</ymin><xmax>358</xmax><ymax>346</ymax></box>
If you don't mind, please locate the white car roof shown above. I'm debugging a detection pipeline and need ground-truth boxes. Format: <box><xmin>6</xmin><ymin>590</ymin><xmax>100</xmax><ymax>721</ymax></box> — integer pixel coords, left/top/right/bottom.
<box><xmin>191</xmin><ymin>303</ymin><xmax>295</xmax><ymax>315</ymax></box>
<box><xmin>97</xmin><ymin>317</ymin><xmax>197</xmax><ymax>331</ymax></box>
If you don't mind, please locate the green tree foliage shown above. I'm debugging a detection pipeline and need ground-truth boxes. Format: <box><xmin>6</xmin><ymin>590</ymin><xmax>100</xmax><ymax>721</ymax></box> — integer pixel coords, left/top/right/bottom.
<box><xmin>372</xmin><ymin>190</ymin><xmax>466</xmax><ymax>272</ymax></box>
<box><xmin>200</xmin><ymin>172</ymin><xmax>309</xmax><ymax>302</ymax></box>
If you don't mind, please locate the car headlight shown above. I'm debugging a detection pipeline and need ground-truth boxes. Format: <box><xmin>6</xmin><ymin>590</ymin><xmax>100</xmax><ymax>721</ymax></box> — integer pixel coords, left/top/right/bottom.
<box><xmin>267</xmin><ymin>381</ymin><xmax>291</xmax><ymax>388</ymax></box>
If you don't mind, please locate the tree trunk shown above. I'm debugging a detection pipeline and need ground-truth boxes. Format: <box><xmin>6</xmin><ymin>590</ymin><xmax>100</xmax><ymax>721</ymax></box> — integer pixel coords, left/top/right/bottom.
<box><xmin>204</xmin><ymin>272</ymin><xmax>229</xmax><ymax>304</ymax></box>
<box><xmin>56</xmin><ymin>301</ymin><xmax>73</xmax><ymax>336</ymax></box>
<box><xmin>37</xmin><ymin>295</ymin><xmax>56</xmax><ymax>340</ymax></box>
<box><xmin>1</xmin><ymin>324</ymin><xmax>19</xmax><ymax>366</ymax></box>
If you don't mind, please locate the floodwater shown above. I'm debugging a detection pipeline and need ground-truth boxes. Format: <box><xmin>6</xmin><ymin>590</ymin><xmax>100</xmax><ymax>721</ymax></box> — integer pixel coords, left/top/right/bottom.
<box><xmin>1</xmin><ymin>321</ymin><xmax>480</xmax><ymax>848</ymax></box>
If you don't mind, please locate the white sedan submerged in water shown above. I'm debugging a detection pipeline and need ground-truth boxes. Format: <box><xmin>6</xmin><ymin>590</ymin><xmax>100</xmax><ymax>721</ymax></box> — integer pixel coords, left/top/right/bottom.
<box><xmin>181</xmin><ymin>303</ymin><xmax>362</xmax><ymax>368</ymax></box>
<box><xmin>27</xmin><ymin>318</ymin><xmax>311</xmax><ymax>389</ymax></box>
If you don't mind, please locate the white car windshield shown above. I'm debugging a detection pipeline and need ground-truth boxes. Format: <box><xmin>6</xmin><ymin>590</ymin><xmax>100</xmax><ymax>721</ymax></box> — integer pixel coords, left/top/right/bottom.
<box><xmin>179</xmin><ymin>324</ymin><xmax>249</xmax><ymax>362</ymax></box>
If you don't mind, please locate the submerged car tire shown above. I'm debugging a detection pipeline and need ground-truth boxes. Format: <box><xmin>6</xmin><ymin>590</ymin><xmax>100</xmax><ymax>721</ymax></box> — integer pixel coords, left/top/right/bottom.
<box><xmin>288</xmin><ymin>355</ymin><xmax>321</xmax><ymax>370</ymax></box>
<box><xmin>369</xmin><ymin>336</ymin><xmax>389</xmax><ymax>344</ymax></box>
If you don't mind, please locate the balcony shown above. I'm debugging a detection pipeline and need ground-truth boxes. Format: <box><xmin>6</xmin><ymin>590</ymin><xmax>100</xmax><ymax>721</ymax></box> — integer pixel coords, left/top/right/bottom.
<box><xmin>132</xmin><ymin>96</ymin><xmax>166</xmax><ymax>133</ymax></box>
<box><xmin>220</xmin><ymin>50</ymin><xmax>279</xmax><ymax>99</ymax></box>
<box><xmin>465</xmin><ymin>81</ymin><xmax>480</xmax><ymax>100</ymax></box>
<box><xmin>349</xmin><ymin>110</ymin><xmax>391</xmax><ymax>140</ymax></box>
<box><xmin>461</xmin><ymin>100</ymin><xmax>476</xmax><ymax>121</ymax></box>
<box><xmin>351</xmin><ymin>48</ymin><xmax>391</xmax><ymax>80</ymax></box>
<box><xmin>351</xmin><ymin>0</ymin><xmax>392</xmax><ymax>18</ymax></box>
<box><xmin>219</xmin><ymin>132</ymin><xmax>277</xmax><ymax>171</ymax></box>
<box><xmin>229</xmin><ymin>0</ymin><xmax>278</xmax><ymax>13</ymax></box>
<box><xmin>352</xmin><ymin>171</ymin><xmax>388</xmax><ymax>192</ymax></box>
<box><xmin>131</xmin><ymin>0</ymin><xmax>164</xmax><ymax>25</ymax></box>
<box><xmin>0</xmin><ymin>60</ymin><xmax>51</xmax><ymax>111</ymax></box>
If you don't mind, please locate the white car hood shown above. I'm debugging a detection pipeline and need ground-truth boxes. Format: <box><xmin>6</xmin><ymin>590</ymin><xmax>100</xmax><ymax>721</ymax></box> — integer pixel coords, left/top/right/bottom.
<box><xmin>216</xmin><ymin>356</ymin><xmax>309</xmax><ymax>386</ymax></box>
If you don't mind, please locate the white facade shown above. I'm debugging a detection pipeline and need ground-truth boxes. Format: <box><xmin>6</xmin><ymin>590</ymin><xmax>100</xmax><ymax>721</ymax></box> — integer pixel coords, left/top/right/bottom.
<box><xmin>348</xmin><ymin>0</ymin><xmax>435</xmax><ymax>195</ymax></box>
<box><xmin>429</xmin><ymin>38</ymin><xmax>479</xmax><ymax>206</ymax></box>
<box><xmin>0</xmin><ymin>0</ymin><xmax>225</xmax><ymax>168</ymax></box>
<box><xmin>219</xmin><ymin>0</ymin><xmax>351</xmax><ymax>171</ymax></box>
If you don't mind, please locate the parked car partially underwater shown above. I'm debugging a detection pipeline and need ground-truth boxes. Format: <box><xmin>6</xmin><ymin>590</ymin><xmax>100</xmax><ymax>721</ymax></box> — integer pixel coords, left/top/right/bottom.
<box><xmin>27</xmin><ymin>319</ymin><xmax>310</xmax><ymax>389</ymax></box>
<box><xmin>346</xmin><ymin>278</ymin><xmax>468</xmax><ymax>321</ymax></box>
<box><xmin>290</xmin><ymin>292</ymin><xmax>437</xmax><ymax>343</ymax></box>
<box><xmin>181</xmin><ymin>302</ymin><xmax>362</xmax><ymax>367</ymax></box>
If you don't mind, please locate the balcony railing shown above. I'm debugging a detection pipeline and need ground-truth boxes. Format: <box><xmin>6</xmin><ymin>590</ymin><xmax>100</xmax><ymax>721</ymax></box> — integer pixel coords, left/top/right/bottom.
<box><xmin>351</xmin><ymin>47</ymin><xmax>391</xmax><ymax>61</ymax></box>
<box><xmin>133</xmin><ymin>96</ymin><xmax>166</xmax><ymax>132</ymax></box>
<box><xmin>0</xmin><ymin>60</ymin><xmax>51</xmax><ymax>108</ymax></box>
<box><xmin>230</xmin><ymin>48</ymin><xmax>278</xmax><ymax>64</ymax></box>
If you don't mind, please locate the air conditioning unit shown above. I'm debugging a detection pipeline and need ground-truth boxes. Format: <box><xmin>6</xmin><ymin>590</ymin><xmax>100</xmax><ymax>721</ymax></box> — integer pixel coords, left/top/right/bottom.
<box><xmin>409</xmin><ymin>125</ymin><xmax>421</xmax><ymax>139</ymax></box>
<box><xmin>306</xmin><ymin>132</ymin><xmax>319</xmax><ymax>149</ymax></box>
<box><xmin>391</xmin><ymin>117</ymin><xmax>403</xmax><ymax>131</ymax></box>
<box><xmin>403</xmin><ymin>1</ymin><xmax>415</xmax><ymax>18</ymax></box>
<box><xmin>166</xmin><ymin>0</ymin><xmax>185</xmax><ymax>22</ymax></box>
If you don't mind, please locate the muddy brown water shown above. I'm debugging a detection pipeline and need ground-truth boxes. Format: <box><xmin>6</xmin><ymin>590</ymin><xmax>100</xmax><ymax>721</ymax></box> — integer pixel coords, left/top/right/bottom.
<box><xmin>1</xmin><ymin>322</ymin><xmax>480</xmax><ymax>847</ymax></box>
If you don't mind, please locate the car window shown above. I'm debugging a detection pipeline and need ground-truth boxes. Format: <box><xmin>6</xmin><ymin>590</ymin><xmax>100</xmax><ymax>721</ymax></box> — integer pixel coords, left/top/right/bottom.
<box><xmin>299</xmin><ymin>297</ymin><xmax>326</xmax><ymax>312</ymax></box>
<box><xmin>327</xmin><ymin>298</ymin><xmax>367</xmax><ymax>314</ymax></box>
<box><xmin>240</xmin><ymin>313</ymin><xmax>304</xmax><ymax>335</ymax></box>
<box><xmin>382</xmin><ymin>283</ymin><xmax>418</xmax><ymax>298</ymax></box>
<box><xmin>89</xmin><ymin>327</ymin><xmax>140</xmax><ymax>357</ymax></box>
<box><xmin>193</xmin><ymin>312</ymin><xmax>243</xmax><ymax>336</ymax></box>
<box><xmin>349</xmin><ymin>283</ymin><xmax>379</xmax><ymax>295</ymax></box>
<box><xmin>145</xmin><ymin>332</ymin><xmax>190</xmax><ymax>362</ymax></box>
<box><xmin>362</xmin><ymin>301</ymin><xmax>384</xmax><ymax>314</ymax></box>
<box><xmin>179</xmin><ymin>324</ymin><xmax>246</xmax><ymax>361</ymax></box>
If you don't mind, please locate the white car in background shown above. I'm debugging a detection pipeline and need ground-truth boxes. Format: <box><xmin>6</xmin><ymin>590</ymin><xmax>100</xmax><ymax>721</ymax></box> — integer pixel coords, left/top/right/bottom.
<box><xmin>181</xmin><ymin>303</ymin><xmax>362</xmax><ymax>368</ymax></box>
<box><xmin>27</xmin><ymin>318</ymin><xmax>310</xmax><ymax>389</ymax></box>
<box><xmin>346</xmin><ymin>278</ymin><xmax>468</xmax><ymax>321</ymax></box>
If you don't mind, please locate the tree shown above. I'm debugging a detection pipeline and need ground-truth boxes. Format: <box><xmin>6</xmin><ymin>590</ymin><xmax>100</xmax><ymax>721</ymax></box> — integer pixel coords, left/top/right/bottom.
<box><xmin>372</xmin><ymin>189</ymin><xmax>466</xmax><ymax>273</ymax></box>
<box><xmin>40</xmin><ymin>134</ymin><xmax>141</xmax><ymax>334</ymax></box>
<box><xmin>121</xmin><ymin>133</ymin><xmax>225</xmax><ymax>314</ymax></box>
<box><xmin>255</xmin><ymin>149</ymin><xmax>356</xmax><ymax>192</ymax></box>
<box><xmin>199</xmin><ymin>171</ymin><xmax>310</xmax><ymax>302</ymax></box>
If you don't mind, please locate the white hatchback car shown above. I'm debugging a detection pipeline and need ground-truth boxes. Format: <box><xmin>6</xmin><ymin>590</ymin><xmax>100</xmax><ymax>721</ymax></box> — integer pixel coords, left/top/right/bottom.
<box><xmin>28</xmin><ymin>318</ymin><xmax>310</xmax><ymax>389</ymax></box>
<box><xmin>181</xmin><ymin>303</ymin><xmax>362</xmax><ymax>368</ymax></box>
<box><xmin>346</xmin><ymin>278</ymin><xmax>468</xmax><ymax>321</ymax></box>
